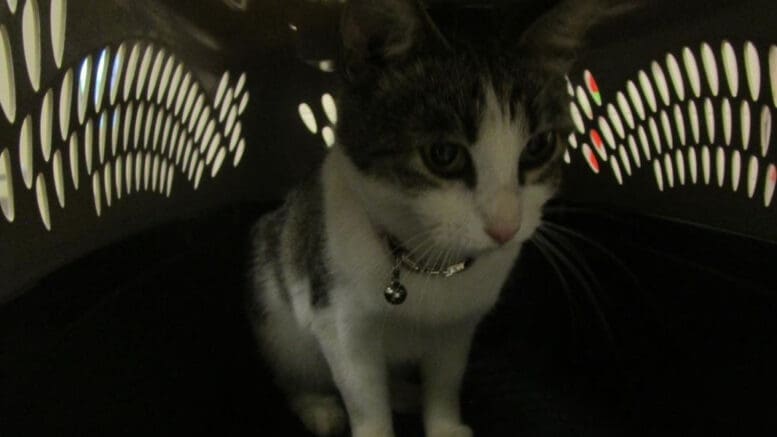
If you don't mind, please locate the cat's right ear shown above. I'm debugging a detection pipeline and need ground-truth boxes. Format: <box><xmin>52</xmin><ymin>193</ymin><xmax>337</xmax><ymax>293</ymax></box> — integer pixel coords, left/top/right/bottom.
<box><xmin>516</xmin><ymin>0</ymin><xmax>640</xmax><ymax>76</ymax></box>
<box><xmin>340</xmin><ymin>0</ymin><xmax>449</xmax><ymax>82</ymax></box>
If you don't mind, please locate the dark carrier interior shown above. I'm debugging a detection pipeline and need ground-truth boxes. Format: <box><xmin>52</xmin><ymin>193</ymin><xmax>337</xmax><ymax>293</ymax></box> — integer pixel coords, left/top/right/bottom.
<box><xmin>2</xmin><ymin>1</ymin><xmax>776</xmax><ymax>435</ymax></box>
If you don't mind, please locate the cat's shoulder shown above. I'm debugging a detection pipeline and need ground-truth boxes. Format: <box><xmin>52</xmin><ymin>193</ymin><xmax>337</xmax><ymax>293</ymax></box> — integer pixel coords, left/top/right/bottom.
<box><xmin>251</xmin><ymin>167</ymin><xmax>326</xmax><ymax>253</ymax></box>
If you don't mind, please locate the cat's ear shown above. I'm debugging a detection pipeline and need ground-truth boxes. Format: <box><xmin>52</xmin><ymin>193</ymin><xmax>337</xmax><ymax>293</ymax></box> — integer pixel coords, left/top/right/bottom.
<box><xmin>340</xmin><ymin>0</ymin><xmax>449</xmax><ymax>80</ymax></box>
<box><xmin>517</xmin><ymin>0</ymin><xmax>638</xmax><ymax>76</ymax></box>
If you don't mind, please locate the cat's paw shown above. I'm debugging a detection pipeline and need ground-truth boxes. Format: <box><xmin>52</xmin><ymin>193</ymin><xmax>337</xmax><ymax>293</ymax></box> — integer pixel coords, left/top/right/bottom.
<box><xmin>351</xmin><ymin>423</ymin><xmax>394</xmax><ymax>437</ymax></box>
<box><xmin>427</xmin><ymin>423</ymin><xmax>473</xmax><ymax>437</ymax></box>
<box><xmin>291</xmin><ymin>394</ymin><xmax>347</xmax><ymax>437</ymax></box>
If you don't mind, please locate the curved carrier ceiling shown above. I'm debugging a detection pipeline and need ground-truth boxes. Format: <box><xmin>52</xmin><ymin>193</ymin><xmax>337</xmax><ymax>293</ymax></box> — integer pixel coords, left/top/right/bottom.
<box><xmin>0</xmin><ymin>1</ymin><xmax>250</xmax><ymax>229</ymax></box>
<box><xmin>0</xmin><ymin>0</ymin><xmax>776</xmax><ymax>299</ymax></box>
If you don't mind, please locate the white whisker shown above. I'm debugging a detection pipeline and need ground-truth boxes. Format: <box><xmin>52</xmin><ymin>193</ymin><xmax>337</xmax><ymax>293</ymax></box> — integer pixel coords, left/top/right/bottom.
<box><xmin>534</xmin><ymin>231</ymin><xmax>615</xmax><ymax>347</ymax></box>
<box><xmin>529</xmin><ymin>235</ymin><xmax>580</xmax><ymax>335</ymax></box>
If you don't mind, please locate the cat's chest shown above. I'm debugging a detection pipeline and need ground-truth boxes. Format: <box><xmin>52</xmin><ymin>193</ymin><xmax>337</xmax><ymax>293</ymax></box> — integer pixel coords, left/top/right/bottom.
<box><xmin>392</xmin><ymin>256</ymin><xmax>516</xmax><ymax>321</ymax></box>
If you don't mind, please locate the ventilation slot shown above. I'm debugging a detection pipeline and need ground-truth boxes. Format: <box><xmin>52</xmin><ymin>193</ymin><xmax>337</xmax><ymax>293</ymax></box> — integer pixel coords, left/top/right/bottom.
<box><xmin>575</xmin><ymin>86</ymin><xmax>593</xmax><ymax>119</ymax></box>
<box><xmin>744</xmin><ymin>41</ymin><xmax>760</xmax><ymax>101</ymax></box>
<box><xmin>700</xmin><ymin>42</ymin><xmax>719</xmax><ymax>97</ymax></box>
<box><xmin>688</xmin><ymin>147</ymin><xmax>698</xmax><ymax>184</ymax></box>
<box><xmin>675</xmin><ymin>150</ymin><xmax>686</xmax><ymax>185</ymax></box>
<box><xmin>95</xmin><ymin>47</ymin><xmax>110</xmax><ymax>113</ymax></box>
<box><xmin>50</xmin><ymin>0</ymin><xmax>66</xmax><ymax>68</ymax></box>
<box><xmin>683</xmin><ymin>46</ymin><xmax>701</xmax><ymax>98</ymax></box>
<box><xmin>40</xmin><ymin>89</ymin><xmax>53</xmax><ymax>161</ymax></box>
<box><xmin>764</xmin><ymin>164</ymin><xmax>776</xmax><ymax>207</ymax></box>
<box><xmin>52</xmin><ymin>149</ymin><xmax>65</xmax><ymax>207</ymax></box>
<box><xmin>583</xmin><ymin>70</ymin><xmax>601</xmax><ymax>106</ymax></box>
<box><xmin>0</xmin><ymin>25</ymin><xmax>16</xmax><ymax>123</ymax></box>
<box><xmin>747</xmin><ymin>156</ymin><xmax>759</xmax><ymax>198</ymax></box>
<box><xmin>666</xmin><ymin>52</ymin><xmax>686</xmax><ymax>101</ymax></box>
<box><xmin>19</xmin><ymin>115</ymin><xmax>33</xmax><ymax>188</ymax></box>
<box><xmin>68</xmin><ymin>131</ymin><xmax>78</xmax><ymax>188</ymax></box>
<box><xmin>298</xmin><ymin>102</ymin><xmax>317</xmax><ymax>134</ymax></box>
<box><xmin>35</xmin><ymin>173</ymin><xmax>50</xmax><ymax>230</ymax></box>
<box><xmin>59</xmin><ymin>68</ymin><xmax>73</xmax><ymax>140</ymax></box>
<box><xmin>721</xmin><ymin>40</ymin><xmax>739</xmax><ymax>97</ymax></box>
<box><xmin>653</xmin><ymin>160</ymin><xmax>664</xmax><ymax>191</ymax></box>
<box><xmin>581</xmin><ymin>143</ymin><xmax>600</xmax><ymax>174</ymax></box>
<box><xmin>77</xmin><ymin>55</ymin><xmax>92</xmax><ymax>124</ymax></box>
<box><xmin>22</xmin><ymin>0</ymin><xmax>41</xmax><ymax>91</ymax></box>
<box><xmin>731</xmin><ymin>150</ymin><xmax>742</xmax><ymax>192</ymax></box>
<box><xmin>0</xmin><ymin>148</ymin><xmax>14</xmax><ymax>222</ymax></box>
<box><xmin>322</xmin><ymin>126</ymin><xmax>335</xmax><ymax>148</ymax></box>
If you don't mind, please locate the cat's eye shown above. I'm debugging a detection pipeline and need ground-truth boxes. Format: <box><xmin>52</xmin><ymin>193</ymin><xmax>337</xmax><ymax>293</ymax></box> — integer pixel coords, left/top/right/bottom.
<box><xmin>422</xmin><ymin>142</ymin><xmax>470</xmax><ymax>177</ymax></box>
<box><xmin>520</xmin><ymin>132</ymin><xmax>556</xmax><ymax>165</ymax></box>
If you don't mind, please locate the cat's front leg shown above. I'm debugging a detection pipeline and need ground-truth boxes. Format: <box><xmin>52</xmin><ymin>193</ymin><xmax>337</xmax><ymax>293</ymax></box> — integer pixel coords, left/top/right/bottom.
<box><xmin>312</xmin><ymin>312</ymin><xmax>394</xmax><ymax>437</ymax></box>
<box><xmin>421</xmin><ymin>321</ymin><xmax>478</xmax><ymax>437</ymax></box>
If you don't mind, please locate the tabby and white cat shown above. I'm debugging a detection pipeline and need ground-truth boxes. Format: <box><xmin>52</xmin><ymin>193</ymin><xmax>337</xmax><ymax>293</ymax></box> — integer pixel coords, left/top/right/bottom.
<box><xmin>249</xmin><ymin>1</ymin><xmax>617</xmax><ymax>436</ymax></box>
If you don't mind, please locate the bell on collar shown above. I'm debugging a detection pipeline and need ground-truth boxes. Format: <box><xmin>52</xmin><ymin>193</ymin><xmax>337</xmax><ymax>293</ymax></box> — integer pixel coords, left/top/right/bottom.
<box><xmin>384</xmin><ymin>280</ymin><xmax>407</xmax><ymax>305</ymax></box>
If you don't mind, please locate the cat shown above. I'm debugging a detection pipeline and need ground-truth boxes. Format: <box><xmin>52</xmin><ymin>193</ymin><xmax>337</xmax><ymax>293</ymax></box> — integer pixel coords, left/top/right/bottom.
<box><xmin>248</xmin><ymin>1</ymin><xmax>622</xmax><ymax>436</ymax></box>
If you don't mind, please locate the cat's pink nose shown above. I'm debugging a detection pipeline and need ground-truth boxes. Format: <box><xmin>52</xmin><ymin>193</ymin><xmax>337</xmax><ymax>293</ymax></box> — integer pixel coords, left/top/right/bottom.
<box><xmin>485</xmin><ymin>225</ymin><xmax>519</xmax><ymax>245</ymax></box>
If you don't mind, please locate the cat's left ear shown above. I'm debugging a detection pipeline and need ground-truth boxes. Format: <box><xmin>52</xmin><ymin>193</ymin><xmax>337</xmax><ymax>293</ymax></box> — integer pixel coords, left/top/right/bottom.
<box><xmin>340</xmin><ymin>0</ymin><xmax>450</xmax><ymax>81</ymax></box>
<box><xmin>517</xmin><ymin>0</ymin><xmax>640</xmax><ymax>76</ymax></box>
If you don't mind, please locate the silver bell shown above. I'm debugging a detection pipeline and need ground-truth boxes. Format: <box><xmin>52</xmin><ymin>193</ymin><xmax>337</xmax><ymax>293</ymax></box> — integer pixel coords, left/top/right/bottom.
<box><xmin>384</xmin><ymin>281</ymin><xmax>407</xmax><ymax>305</ymax></box>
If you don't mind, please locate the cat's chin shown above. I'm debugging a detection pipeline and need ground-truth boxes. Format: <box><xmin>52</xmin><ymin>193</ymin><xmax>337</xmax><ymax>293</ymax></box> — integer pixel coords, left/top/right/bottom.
<box><xmin>408</xmin><ymin>233</ymin><xmax>528</xmax><ymax>264</ymax></box>
<box><xmin>443</xmin><ymin>240</ymin><xmax>521</xmax><ymax>262</ymax></box>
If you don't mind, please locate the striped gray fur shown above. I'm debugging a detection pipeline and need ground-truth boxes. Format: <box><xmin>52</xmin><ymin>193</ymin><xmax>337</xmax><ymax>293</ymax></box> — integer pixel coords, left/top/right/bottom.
<box><xmin>288</xmin><ymin>174</ymin><xmax>331</xmax><ymax>308</ymax></box>
<box><xmin>251</xmin><ymin>172</ymin><xmax>331</xmax><ymax>309</ymax></box>
<box><xmin>253</xmin><ymin>205</ymin><xmax>291</xmax><ymax>304</ymax></box>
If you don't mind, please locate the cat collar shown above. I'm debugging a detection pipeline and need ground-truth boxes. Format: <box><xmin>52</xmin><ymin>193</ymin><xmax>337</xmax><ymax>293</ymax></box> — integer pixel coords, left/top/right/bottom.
<box><xmin>383</xmin><ymin>235</ymin><xmax>474</xmax><ymax>305</ymax></box>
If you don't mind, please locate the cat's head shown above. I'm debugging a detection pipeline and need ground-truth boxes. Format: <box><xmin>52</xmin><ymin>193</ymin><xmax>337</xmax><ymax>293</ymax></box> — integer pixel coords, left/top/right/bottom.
<box><xmin>335</xmin><ymin>0</ymin><xmax>616</xmax><ymax>261</ymax></box>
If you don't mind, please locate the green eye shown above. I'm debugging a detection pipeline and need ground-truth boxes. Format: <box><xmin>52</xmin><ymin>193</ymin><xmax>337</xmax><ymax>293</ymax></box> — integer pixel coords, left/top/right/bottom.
<box><xmin>422</xmin><ymin>142</ymin><xmax>470</xmax><ymax>177</ymax></box>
